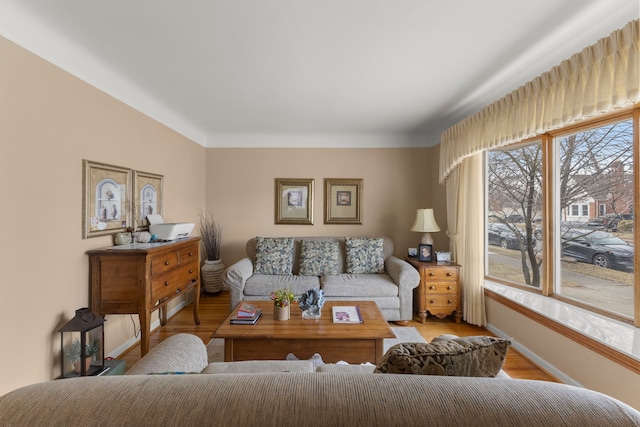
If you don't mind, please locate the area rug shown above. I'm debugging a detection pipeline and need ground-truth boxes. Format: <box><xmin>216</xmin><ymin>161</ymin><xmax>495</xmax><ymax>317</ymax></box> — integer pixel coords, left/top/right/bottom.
<box><xmin>206</xmin><ymin>326</ymin><xmax>426</xmax><ymax>363</ymax></box>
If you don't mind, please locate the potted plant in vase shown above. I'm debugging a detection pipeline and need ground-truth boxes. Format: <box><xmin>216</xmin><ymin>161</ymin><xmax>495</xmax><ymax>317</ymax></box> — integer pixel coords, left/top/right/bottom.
<box><xmin>64</xmin><ymin>339</ymin><xmax>99</xmax><ymax>375</ymax></box>
<box><xmin>270</xmin><ymin>289</ymin><xmax>295</xmax><ymax>321</ymax></box>
<box><xmin>198</xmin><ymin>210</ymin><xmax>224</xmax><ymax>294</ymax></box>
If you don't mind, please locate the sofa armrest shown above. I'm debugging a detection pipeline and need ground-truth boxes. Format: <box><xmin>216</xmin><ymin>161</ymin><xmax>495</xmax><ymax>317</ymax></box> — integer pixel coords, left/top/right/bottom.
<box><xmin>385</xmin><ymin>256</ymin><xmax>420</xmax><ymax>290</ymax></box>
<box><xmin>385</xmin><ymin>256</ymin><xmax>420</xmax><ymax>320</ymax></box>
<box><xmin>126</xmin><ymin>334</ymin><xmax>209</xmax><ymax>375</ymax></box>
<box><xmin>223</xmin><ymin>257</ymin><xmax>254</xmax><ymax>311</ymax></box>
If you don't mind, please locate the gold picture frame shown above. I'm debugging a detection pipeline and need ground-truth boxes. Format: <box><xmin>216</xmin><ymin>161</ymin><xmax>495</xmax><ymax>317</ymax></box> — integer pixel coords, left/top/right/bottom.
<box><xmin>82</xmin><ymin>160</ymin><xmax>132</xmax><ymax>238</ymax></box>
<box><xmin>133</xmin><ymin>170</ymin><xmax>164</xmax><ymax>230</ymax></box>
<box><xmin>324</xmin><ymin>178</ymin><xmax>363</xmax><ymax>224</ymax></box>
<box><xmin>275</xmin><ymin>178</ymin><xmax>314</xmax><ymax>225</ymax></box>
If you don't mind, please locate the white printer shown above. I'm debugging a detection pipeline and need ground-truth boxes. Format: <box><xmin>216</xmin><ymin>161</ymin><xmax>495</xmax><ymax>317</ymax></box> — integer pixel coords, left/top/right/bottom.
<box><xmin>147</xmin><ymin>215</ymin><xmax>194</xmax><ymax>241</ymax></box>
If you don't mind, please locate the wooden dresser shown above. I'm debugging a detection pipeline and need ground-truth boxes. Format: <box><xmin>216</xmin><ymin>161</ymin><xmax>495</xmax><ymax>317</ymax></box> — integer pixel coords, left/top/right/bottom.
<box><xmin>87</xmin><ymin>237</ymin><xmax>201</xmax><ymax>356</ymax></box>
<box><xmin>406</xmin><ymin>258</ymin><xmax>462</xmax><ymax>324</ymax></box>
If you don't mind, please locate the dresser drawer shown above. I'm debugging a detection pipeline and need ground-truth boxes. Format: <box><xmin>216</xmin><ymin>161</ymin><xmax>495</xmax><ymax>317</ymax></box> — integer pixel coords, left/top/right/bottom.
<box><xmin>179</xmin><ymin>243</ymin><xmax>199</xmax><ymax>263</ymax></box>
<box><xmin>151</xmin><ymin>263</ymin><xmax>199</xmax><ymax>303</ymax></box>
<box><xmin>421</xmin><ymin>266</ymin><xmax>458</xmax><ymax>281</ymax></box>
<box><xmin>150</xmin><ymin>251</ymin><xmax>180</xmax><ymax>275</ymax></box>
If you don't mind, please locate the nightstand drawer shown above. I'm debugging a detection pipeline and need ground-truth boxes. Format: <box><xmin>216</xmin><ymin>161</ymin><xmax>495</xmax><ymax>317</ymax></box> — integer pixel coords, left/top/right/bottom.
<box><xmin>425</xmin><ymin>294</ymin><xmax>457</xmax><ymax>308</ymax></box>
<box><xmin>424</xmin><ymin>282</ymin><xmax>456</xmax><ymax>293</ymax></box>
<box><xmin>421</xmin><ymin>267</ymin><xmax>458</xmax><ymax>281</ymax></box>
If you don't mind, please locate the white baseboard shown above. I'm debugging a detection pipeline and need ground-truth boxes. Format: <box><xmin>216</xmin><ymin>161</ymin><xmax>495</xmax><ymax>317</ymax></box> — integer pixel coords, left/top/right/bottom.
<box><xmin>106</xmin><ymin>300</ymin><xmax>187</xmax><ymax>358</ymax></box>
<box><xmin>485</xmin><ymin>322</ymin><xmax>583</xmax><ymax>387</ymax></box>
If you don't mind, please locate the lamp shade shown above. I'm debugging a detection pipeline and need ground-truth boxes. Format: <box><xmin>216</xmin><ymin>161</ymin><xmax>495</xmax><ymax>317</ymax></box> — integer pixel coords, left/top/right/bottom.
<box><xmin>411</xmin><ymin>209</ymin><xmax>440</xmax><ymax>233</ymax></box>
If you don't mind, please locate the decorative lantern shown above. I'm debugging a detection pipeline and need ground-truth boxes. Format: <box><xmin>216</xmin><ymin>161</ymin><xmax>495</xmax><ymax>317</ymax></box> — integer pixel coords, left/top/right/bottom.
<box><xmin>58</xmin><ymin>308</ymin><xmax>106</xmax><ymax>377</ymax></box>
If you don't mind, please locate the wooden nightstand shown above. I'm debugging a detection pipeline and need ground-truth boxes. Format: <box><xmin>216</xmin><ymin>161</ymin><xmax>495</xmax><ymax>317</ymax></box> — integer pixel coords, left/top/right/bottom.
<box><xmin>406</xmin><ymin>258</ymin><xmax>462</xmax><ymax>324</ymax></box>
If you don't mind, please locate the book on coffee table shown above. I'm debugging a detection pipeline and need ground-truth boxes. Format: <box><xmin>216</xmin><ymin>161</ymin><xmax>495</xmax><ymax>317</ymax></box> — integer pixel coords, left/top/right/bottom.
<box><xmin>236</xmin><ymin>302</ymin><xmax>258</xmax><ymax>318</ymax></box>
<box><xmin>332</xmin><ymin>306</ymin><xmax>363</xmax><ymax>323</ymax></box>
<box><xmin>230</xmin><ymin>309</ymin><xmax>262</xmax><ymax>324</ymax></box>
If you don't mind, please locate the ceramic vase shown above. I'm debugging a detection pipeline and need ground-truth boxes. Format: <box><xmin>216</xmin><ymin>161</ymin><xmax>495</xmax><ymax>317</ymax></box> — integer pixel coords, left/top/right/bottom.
<box><xmin>114</xmin><ymin>232</ymin><xmax>131</xmax><ymax>245</ymax></box>
<box><xmin>274</xmin><ymin>304</ymin><xmax>290</xmax><ymax>321</ymax></box>
<box><xmin>201</xmin><ymin>259</ymin><xmax>225</xmax><ymax>294</ymax></box>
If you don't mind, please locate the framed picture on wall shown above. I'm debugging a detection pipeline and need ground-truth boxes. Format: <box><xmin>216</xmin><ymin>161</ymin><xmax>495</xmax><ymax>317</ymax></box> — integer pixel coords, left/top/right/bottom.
<box><xmin>82</xmin><ymin>160</ymin><xmax>132</xmax><ymax>238</ymax></box>
<box><xmin>324</xmin><ymin>178</ymin><xmax>363</xmax><ymax>224</ymax></box>
<box><xmin>275</xmin><ymin>178</ymin><xmax>314</xmax><ymax>225</ymax></box>
<box><xmin>418</xmin><ymin>244</ymin><xmax>433</xmax><ymax>262</ymax></box>
<box><xmin>133</xmin><ymin>170</ymin><xmax>164</xmax><ymax>230</ymax></box>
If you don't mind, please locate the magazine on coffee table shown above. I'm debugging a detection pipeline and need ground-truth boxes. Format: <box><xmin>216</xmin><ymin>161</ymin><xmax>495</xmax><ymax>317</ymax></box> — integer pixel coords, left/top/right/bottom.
<box><xmin>332</xmin><ymin>306</ymin><xmax>363</xmax><ymax>323</ymax></box>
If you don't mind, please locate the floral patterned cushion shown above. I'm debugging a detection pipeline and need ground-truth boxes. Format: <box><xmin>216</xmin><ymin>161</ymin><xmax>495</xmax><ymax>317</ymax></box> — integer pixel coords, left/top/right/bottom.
<box><xmin>345</xmin><ymin>237</ymin><xmax>384</xmax><ymax>274</ymax></box>
<box><xmin>299</xmin><ymin>241</ymin><xmax>340</xmax><ymax>276</ymax></box>
<box><xmin>253</xmin><ymin>237</ymin><xmax>294</xmax><ymax>275</ymax></box>
<box><xmin>373</xmin><ymin>336</ymin><xmax>511</xmax><ymax>377</ymax></box>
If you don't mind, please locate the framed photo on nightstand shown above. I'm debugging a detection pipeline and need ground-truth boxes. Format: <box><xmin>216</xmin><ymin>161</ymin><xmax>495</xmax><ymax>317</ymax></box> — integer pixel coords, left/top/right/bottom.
<box><xmin>418</xmin><ymin>244</ymin><xmax>433</xmax><ymax>262</ymax></box>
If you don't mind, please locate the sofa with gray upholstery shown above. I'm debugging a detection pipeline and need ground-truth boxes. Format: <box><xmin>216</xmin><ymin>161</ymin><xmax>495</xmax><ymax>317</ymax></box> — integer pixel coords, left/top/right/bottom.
<box><xmin>1</xmin><ymin>333</ymin><xmax>638</xmax><ymax>426</ymax></box>
<box><xmin>223</xmin><ymin>236</ymin><xmax>420</xmax><ymax>322</ymax></box>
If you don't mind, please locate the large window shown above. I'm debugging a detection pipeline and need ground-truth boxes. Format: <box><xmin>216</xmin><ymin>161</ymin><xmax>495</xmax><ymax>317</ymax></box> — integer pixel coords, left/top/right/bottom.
<box><xmin>486</xmin><ymin>142</ymin><xmax>543</xmax><ymax>289</ymax></box>
<box><xmin>555</xmin><ymin>119</ymin><xmax>635</xmax><ymax>318</ymax></box>
<box><xmin>486</xmin><ymin>113</ymin><xmax>637</xmax><ymax>322</ymax></box>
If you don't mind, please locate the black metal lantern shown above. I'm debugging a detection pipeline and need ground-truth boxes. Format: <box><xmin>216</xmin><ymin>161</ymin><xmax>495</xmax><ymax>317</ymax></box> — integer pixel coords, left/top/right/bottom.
<box><xmin>58</xmin><ymin>308</ymin><xmax>106</xmax><ymax>377</ymax></box>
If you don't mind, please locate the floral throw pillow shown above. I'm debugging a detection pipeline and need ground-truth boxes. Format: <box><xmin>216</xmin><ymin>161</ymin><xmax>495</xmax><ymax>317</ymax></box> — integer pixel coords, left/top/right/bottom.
<box><xmin>345</xmin><ymin>237</ymin><xmax>384</xmax><ymax>274</ymax></box>
<box><xmin>254</xmin><ymin>237</ymin><xmax>294</xmax><ymax>275</ymax></box>
<box><xmin>299</xmin><ymin>241</ymin><xmax>340</xmax><ymax>276</ymax></box>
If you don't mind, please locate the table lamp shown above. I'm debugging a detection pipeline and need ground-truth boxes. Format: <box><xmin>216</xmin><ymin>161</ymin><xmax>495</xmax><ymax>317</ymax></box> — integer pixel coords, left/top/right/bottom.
<box><xmin>411</xmin><ymin>208</ymin><xmax>440</xmax><ymax>245</ymax></box>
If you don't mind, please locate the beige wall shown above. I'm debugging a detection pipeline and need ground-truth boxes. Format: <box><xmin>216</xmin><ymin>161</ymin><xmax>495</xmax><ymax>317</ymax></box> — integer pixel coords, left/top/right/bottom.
<box><xmin>486</xmin><ymin>298</ymin><xmax>640</xmax><ymax>410</ymax></box>
<box><xmin>205</xmin><ymin>146</ymin><xmax>448</xmax><ymax>268</ymax></box>
<box><xmin>0</xmin><ymin>36</ymin><xmax>206</xmax><ymax>395</ymax></box>
<box><xmin>0</xmin><ymin>35</ymin><xmax>447</xmax><ymax>395</ymax></box>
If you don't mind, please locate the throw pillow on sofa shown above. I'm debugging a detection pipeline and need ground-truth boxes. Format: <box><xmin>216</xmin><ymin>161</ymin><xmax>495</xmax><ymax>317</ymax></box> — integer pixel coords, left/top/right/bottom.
<box><xmin>345</xmin><ymin>237</ymin><xmax>384</xmax><ymax>274</ymax></box>
<box><xmin>299</xmin><ymin>240</ymin><xmax>340</xmax><ymax>276</ymax></box>
<box><xmin>254</xmin><ymin>237</ymin><xmax>295</xmax><ymax>275</ymax></box>
<box><xmin>373</xmin><ymin>336</ymin><xmax>511</xmax><ymax>377</ymax></box>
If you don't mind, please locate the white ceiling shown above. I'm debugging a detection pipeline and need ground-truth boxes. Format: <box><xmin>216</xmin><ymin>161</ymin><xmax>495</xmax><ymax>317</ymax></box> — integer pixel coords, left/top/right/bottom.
<box><xmin>1</xmin><ymin>0</ymin><xmax>637</xmax><ymax>147</ymax></box>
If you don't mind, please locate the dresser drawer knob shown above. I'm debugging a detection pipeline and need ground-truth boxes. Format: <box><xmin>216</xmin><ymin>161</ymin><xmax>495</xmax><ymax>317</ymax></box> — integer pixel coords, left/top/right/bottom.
<box><xmin>189</xmin><ymin>252</ymin><xmax>193</xmax><ymax>256</ymax></box>
<box><xmin>447</xmin><ymin>286</ymin><xmax>452</xmax><ymax>290</ymax></box>
<box><xmin>165</xmin><ymin>261</ymin><xmax>170</xmax><ymax>266</ymax></box>
<box><xmin>164</xmin><ymin>281</ymin><xmax>170</xmax><ymax>286</ymax></box>
<box><xmin>429</xmin><ymin>299</ymin><xmax>436</xmax><ymax>304</ymax></box>
<box><xmin>448</xmin><ymin>299</ymin><xmax>453</xmax><ymax>304</ymax></box>
<box><xmin>189</xmin><ymin>269</ymin><xmax>194</xmax><ymax>273</ymax></box>
<box><xmin>175</xmin><ymin>289</ymin><xmax>181</xmax><ymax>294</ymax></box>
<box><xmin>429</xmin><ymin>272</ymin><xmax>435</xmax><ymax>276</ymax></box>
<box><xmin>429</xmin><ymin>286</ymin><xmax>436</xmax><ymax>290</ymax></box>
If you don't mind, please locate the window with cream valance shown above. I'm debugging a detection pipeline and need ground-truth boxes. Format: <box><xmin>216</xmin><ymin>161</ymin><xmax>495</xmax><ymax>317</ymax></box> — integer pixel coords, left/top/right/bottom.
<box><xmin>439</xmin><ymin>19</ymin><xmax>638</xmax><ymax>184</ymax></box>
<box><xmin>438</xmin><ymin>19</ymin><xmax>639</xmax><ymax>326</ymax></box>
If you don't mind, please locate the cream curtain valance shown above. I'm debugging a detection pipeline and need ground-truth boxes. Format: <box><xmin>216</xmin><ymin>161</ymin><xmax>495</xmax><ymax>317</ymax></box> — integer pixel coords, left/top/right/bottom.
<box><xmin>439</xmin><ymin>19</ymin><xmax>639</xmax><ymax>183</ymax></box>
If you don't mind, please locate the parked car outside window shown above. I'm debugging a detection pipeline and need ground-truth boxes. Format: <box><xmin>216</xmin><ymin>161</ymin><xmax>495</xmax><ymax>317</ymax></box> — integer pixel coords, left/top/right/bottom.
<box><xmin>561</xmin><ymin>229</ymin><xmax>634</xmax><ymax>271</ymax></box>
<box><xmin>488</xmin><ymin>223</ymin><xmax>536</xmax><ymax>250</ymax></box>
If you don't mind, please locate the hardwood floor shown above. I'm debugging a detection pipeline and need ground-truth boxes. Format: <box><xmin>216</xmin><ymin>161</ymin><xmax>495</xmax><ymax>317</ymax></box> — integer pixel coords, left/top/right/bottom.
<box><xmin>119</xmin><ymin>290</ymin><xmax>557</xmax><ymax>382</ymax></box>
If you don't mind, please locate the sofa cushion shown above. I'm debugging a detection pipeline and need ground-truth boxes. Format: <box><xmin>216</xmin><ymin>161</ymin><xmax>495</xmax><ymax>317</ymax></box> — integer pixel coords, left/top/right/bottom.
<box><xmin>345</xmin><ymin>237</ymin><xmax>384</xmax><ymax>274</ymax></box>
<box><xmin>299</xmin><ymin>240</ymin><xmax>339</xmax><ymax>276</ymax></box>
<box><xmin>244</xmin><ymin>274</ymin><xmax>321</xmax><ymax>296</ymax></box>
<box><xmin>254</xmin><ymin>237</ymin><xmax>294</xmax><ymax>275</ymax></box>
<box><xmin>373</xmin><ymin>336</ymin><xmax>511</xmax><ymax>377</ymax></box>
<box><xmin>321</xmin><ymin>274</ymin><xmax>399</xmax><ymax>297</ymax></box>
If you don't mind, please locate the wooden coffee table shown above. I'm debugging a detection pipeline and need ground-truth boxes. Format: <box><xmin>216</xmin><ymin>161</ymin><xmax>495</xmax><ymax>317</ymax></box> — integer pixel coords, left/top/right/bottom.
<box><xmin>212</xmin><ymin>300</ymin><xmax>395</xmax><ymax>364</ymax></box>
